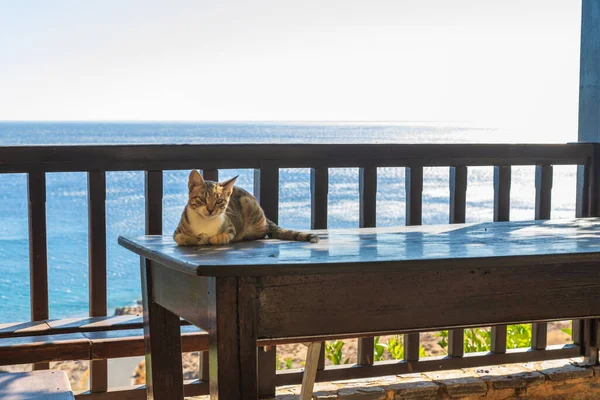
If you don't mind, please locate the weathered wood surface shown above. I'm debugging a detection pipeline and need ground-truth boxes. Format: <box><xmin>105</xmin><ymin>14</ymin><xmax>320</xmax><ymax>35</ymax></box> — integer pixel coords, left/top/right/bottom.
<box><xmin>0</xmin><ymin>325</ymin><xmax>208</xmax><ymax>366</ymax></box>
<box><xmin>255</xmin><ymin>261</ymin><xmax>600</xmax><ymax>340</ymax></box>
<box><xmin>0</xmin><ymin>370</ymin><xmax>74</xmax><ymax>400</ymax></box>
<box><xmin>0</xmin><ymin>333</ymin><xmax>90</xmax><ymax>366</ymax></box>
<box><xmin>140</xmin><ymin>259</ymin><xmax>184</xmax><ymax>400</ymax></box>
<box><xmin>300</xmin><ymin>342</ymin><xmax>322</xmax><ymax>400</ymax></box>
<box><xmin>119</xmin><ymin>218</ymin><xmax>600</xmax><ymax>276</ymax></box>
<box><xmin>1</xmin><ymin>143</ymin><xmax>592</xmax><ymax>173</ymax></box>
<box><xmin>208</xmin><ymin>277</ymin><xmax>258</xmax><ymax>399</ymax></box>
<box><xmin>0</xmin><ymin>321</ymin><xmax>51</xmax><ymax>338</ymax></box>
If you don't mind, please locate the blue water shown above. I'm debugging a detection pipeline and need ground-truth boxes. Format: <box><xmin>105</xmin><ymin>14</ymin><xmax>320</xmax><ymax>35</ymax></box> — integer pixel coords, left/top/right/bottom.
<box><xmin>0</xmin><ymin>122</ymin><xmax>578</xmax><ymax>323</ymax></box>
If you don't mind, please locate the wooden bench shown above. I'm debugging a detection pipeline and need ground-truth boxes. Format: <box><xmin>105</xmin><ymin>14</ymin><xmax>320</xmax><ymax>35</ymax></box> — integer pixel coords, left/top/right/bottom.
<box><xmin>0</xmin><ymin>370</ymin><xmax>74</xmax><ymax>399</ymax></box>
<box><xmin>0</xmin><ymin>316</ymin><xmax>209</xmax><ymax>366</ymax></box>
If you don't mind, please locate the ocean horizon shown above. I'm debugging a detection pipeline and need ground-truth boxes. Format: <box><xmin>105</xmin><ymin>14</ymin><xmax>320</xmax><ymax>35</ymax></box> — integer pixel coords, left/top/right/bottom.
<box><xmin>0</xmin><ymin>122</ymin><xmax>578</xmax><ymax>323</ymax></box>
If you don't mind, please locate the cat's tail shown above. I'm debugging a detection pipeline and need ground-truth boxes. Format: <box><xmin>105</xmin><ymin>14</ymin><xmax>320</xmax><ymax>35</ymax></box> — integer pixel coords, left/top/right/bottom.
<box><xmin>266</xmin><ymin>220</ymin><xmax>320</xmax><ymax>243</ymax></box>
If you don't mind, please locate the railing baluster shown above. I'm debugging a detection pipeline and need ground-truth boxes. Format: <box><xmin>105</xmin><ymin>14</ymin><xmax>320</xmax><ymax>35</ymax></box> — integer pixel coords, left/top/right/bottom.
<box><xmin>254</xmin><ymin>163</ymin><xmax>279</xmax><ymax>398</ymax></box>
<box><xmin>448</xmin><ymin>166</ymin><xmax>467</xmax><ymax>357</ymax></box>
<box><xmin>404</xmin><ymin>166</ymin><xmax>423</xmax><ymax>361</ymax></box>
<box><xmin>491</xmin><ymin>166</ymin><xmax>511</xmax><ymax>354</ymax></box>
<box><xmin>202</xmin><ymin>169</ymin><xmax>219</xmax><ymax>182</ymax></box>
<box><xmin>311</xmin><ymin>167</ymin><xmax>328</xmax><ymax>230</ymax></box>
<box><xmin>357</xmin><ymin>166</ymin><xmax>377</xmax><ymax>365</ymax></box>
<box><xmin>88</xmin><ymin>171</ymin><xmax>108</xmax><ymax>391</ymax></box>
<box><xmin>145</xmin><ymin>171</ymin><xmax>163</xmax><ymax>235</ymax></box>
<box><xmin>28</xmin><ymin>172</ymin><xmax>49</xmax><ymax>371</ymax></box>
<box><xmin>254</xmin><ymin>164</ymin><xmax>279</xmax><ymax>224</ymax></box>
<box><xmin>311</xmin><ymin>167</ymin><xmax>328</xmax><ymax>370</ymax></box>
<box><xmin>531</xmin><ymin>165</ymin><xmax>553</xmax><ymax>350</ymax></box>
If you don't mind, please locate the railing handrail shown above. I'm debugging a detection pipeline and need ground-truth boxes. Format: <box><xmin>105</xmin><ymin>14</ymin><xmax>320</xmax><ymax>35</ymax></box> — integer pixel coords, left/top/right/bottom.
<box><xmin>0</xmin><ymin>142</ymin><xmax>593</xmax><ymax>173</ymax></box>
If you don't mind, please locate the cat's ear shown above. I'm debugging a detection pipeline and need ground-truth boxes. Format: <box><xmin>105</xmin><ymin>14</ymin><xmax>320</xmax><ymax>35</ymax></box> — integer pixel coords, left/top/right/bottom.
<box><xmin>188</xmin><ymin>170</ymin><xmax>204</xmax><ymax>191</ymax></box>
<box><xmin>219</xmin><ymin>175</ymin><xmax>238</xmax><ymax>192</ymax></box>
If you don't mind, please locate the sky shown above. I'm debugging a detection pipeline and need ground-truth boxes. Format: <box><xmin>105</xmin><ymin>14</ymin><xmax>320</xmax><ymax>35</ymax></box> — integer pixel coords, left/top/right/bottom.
<box><xmin>0</xmin><ymin>0</ymin><xmax>583</xmax><ymax>132</ymax></box>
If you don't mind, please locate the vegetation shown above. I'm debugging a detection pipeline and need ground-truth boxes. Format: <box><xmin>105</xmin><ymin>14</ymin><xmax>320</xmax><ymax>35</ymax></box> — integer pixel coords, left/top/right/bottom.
<box><xmin>436</xmin><ymin>324</ymin><xmax>533</xmax><ymax>354</ymax></box>
<box><xmin>323</xmin><ymin>323</ymin><xmax>540</xmax><ymax>365</ymax></box>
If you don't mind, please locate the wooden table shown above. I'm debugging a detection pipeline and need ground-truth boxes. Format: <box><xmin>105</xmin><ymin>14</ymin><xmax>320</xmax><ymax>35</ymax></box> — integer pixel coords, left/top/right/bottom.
<box><xmin>119</xmin><ymin>218</ymin><xmax>600</xmax><ymax>399</ymax></box>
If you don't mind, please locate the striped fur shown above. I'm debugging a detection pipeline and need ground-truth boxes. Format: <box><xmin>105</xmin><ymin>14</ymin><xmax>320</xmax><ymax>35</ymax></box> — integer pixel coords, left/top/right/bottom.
<box><xmin>173</xmin><ymin>170</ymin><xmax>319</xmax><ymax>246</ymax></box>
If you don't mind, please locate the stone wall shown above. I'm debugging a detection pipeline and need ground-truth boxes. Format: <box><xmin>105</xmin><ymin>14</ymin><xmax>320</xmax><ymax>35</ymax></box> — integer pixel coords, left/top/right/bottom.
<box><xmin>189</xmin><ymin>357</ymin><xmax>600</xmax><ymax>399</ymax></box>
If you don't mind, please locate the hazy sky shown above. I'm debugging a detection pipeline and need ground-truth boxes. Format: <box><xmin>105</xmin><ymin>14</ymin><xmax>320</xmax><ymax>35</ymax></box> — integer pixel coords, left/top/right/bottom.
<box><xmin>0</xmin><ymin>0</ymin><xmax>583</xmax><ymax>130</ymax></box>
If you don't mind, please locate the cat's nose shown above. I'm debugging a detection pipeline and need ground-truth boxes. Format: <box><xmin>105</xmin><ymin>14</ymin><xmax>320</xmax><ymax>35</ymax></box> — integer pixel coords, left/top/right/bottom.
<box><xmin>207</xmin><ymin>208</ymin><xmax>214</xmax><ymax>214</ymax></box>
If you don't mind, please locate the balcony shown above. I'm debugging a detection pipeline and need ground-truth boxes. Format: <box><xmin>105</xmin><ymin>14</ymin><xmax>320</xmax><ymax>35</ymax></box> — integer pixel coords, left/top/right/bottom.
<box><xmin>0</xmin><ymin>143</ymin><xmax>599</xmax><ymax>399</ymax></box>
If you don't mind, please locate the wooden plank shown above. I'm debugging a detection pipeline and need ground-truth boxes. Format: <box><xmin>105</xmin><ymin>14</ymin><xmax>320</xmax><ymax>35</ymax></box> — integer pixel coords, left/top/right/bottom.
<box><xmin>28</xmin><ymin>171</ymin><xmax>49</xmax><ymax>371</ymax></box>
<box><xmin>120</xmin><ymin>217</ymin><xmax>600</xmax><ymax>277</ymax></box>
<box><xmin>254</xmin><ymin>163</ymin><xmax>279</xmax><ymax>223</ymax></box>
<box><xmin>75</xmin><ymin>380</ymin><xmax>208</xmax><ymax>400</ymax></box>
<box><xmin>359</xmin><ymin>166</ymin><xmax>377</xmax><ymax>228</ymax></box>
<box><xmin>532</xmin><ymin>165</ymin><xmax>552</xmax><ymax>350</ymax></box>
<box><xmin>448</xmin><ymin>166</ymin><xmax>467</xmax><ymax>357</ymax></box>
<box><xmin>0</xmin><ymin>333</ymin><xmax>91</xmax><ymax>366</ymax></box>
<box><xmin>254</xmin><ymin>163</ymin><xmax>279</xmax><ymax>397</ymax></box>
<box><xmin>28</xmin><ymin>171</ymin><xmax>49</xmax><ymax>322</ymax></box>
<box><xmin>535</xmin><ymin>165</ymin><xmax>553</xmax><ymax>220</ymax></box>
<box><xmin>310</xmin><ymin>167</ymin><xmax>328</xmax><ymax>372</ymax></box>
<box><xmin>144</xmin><ymin>171</ymin><xmax>163</xmax><ymax>236</ymax></box>
<box><xmin>140</xmin><ymin>258</ymin><xmax>184</xmax><ymax>400</ymax></box>
<box><xmin>584</xmin><ymin>319</ymin><xmax>599</xmax><ymax>364</ymax></box>
<box><xmin>491</xmin><ymin>165</ymin><xmax>511</xmax><ymax>354</ymax></box>
<box><xmin>310</xmin><ymin>167</ymin><xmax>328</xmax><ymax>230</ymax></box>
<box><xmin>201</xmin><ymin>169</ymin><xmax>218</xmax><ymax>182</ymax></box>
<box><xmin>532</xmin><ymin>322</ymin><xmax>548</xmax><ymax>351</ymax></box>
<box><xmin>449</xmin><ymin>166</ymin><xmax>467</xmax><ymax>224</ymax></box>
<box><xmin>0</xmin><ymin>370</ymin><xmax>74</xmax><ymax>400</ymax></box>
<box><xmin>493</xmin><ymin>166</ymin><xmax>511</xmax><ymax>222</ymax></box>
<box><xmin>257</xmin><ymin>346</ymin><xmax>276</xmax><ymax>397</ymax></box>
<box><xmin>47</xmin><ymin>315</ymin><xmax>144</xmax><ymax>334</ymax></box>
<box><xmin>358</xmin><ymin>166</ymin><xmax>376</xmax><ymax>365</ymax></box>
<box><xmin>238</xmin><ymin>277</ymin><xmax>259</xmax><ymax>398</ymax></box>
<box><xmin>405</xmin><ymin>166</ymin><xmax>423</xmax><ymax>226</ymax></box>
<box><xmin>275</xmin><ymin>344</ymin><xmax>580</xmax><ymax>386</ymax></box>
<box><xmin>87</xmin><ymin>171</ymin><xmax>107</xmax><ymax>393</ymax></box>
<box><xmin>1</xmin><ymin>143</ymin><xmax>592</xmax><ymax>173</ymax></box>
<box><xmin>150</xmin><ymin>265</ymin><xmax>209</xmax><ymax>329</ymax></box>
<box><xmin>208</xmin><ymin>277</ymin><xmax>258</xmax><ymax>399</ymax></box>
<box><xmin>0</xmin><ymin>321</ymin><xmax>50</xmax><ymax>338</ymax></box>
<box><xmin>85</xmin><ymin>326</ymin><xmax>207</xmax><ymax>360</ymax></box>
<box><xmin>255</xmin><ymin>263</ymin><xmax>600</xmax><ymax>340</ymax></box>
<box><xmin>404</xmin><ymin>166</ymin><xmax>423</xmax><ymax>360</ymax></box>
<box><xmin>300</xmin><ymin>342</ymin><xmax>322</xmax><ymax>400</ymax></box>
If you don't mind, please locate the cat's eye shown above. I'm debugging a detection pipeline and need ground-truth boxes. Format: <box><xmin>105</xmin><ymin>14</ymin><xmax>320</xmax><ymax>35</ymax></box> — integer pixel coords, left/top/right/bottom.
<box><xmin>216</xmin><ymin>199</ymin><xmax>224</xmax><ymax>204</ymax></box>
<box><xmin>198</xmin><ymin>197</ymin><xmax>206</xmax><ymax>203</ymax></box>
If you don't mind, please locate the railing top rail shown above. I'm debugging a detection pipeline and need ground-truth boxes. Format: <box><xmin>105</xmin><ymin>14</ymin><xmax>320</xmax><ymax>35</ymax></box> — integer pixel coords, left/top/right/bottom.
<box><xmin>0</xmin><ymin>143</ymin><xmax>593</xmax><ymax>173</ymax></box>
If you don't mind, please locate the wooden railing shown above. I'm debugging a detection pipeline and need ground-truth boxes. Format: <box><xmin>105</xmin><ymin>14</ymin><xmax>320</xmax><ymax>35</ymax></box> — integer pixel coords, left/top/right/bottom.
<box><xmin>1</xmin><ymin>143</ymin><xmax>598</xmax><ymax>399</ymax></box>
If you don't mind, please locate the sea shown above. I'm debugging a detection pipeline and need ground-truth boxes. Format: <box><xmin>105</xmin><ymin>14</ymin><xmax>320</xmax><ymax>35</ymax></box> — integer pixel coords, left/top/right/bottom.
<box><xmin>0</xmin><ymin>122</ymin><xmax>579</xmax><ymax>323</ymax></box>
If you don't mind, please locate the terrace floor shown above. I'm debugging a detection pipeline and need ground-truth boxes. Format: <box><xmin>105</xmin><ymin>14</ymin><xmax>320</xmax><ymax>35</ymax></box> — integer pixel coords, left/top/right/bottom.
<box><xmin>188</xmin><ymin>358</ymin><xmax>599</xmax><ymax>400</ymax></box>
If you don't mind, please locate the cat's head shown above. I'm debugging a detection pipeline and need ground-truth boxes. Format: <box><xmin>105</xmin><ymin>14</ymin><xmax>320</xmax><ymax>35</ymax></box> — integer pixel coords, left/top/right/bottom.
<box><xmin>187</xmin><ymin>170</ymin><xmax>237</xmax><ymax>219</ymax></box>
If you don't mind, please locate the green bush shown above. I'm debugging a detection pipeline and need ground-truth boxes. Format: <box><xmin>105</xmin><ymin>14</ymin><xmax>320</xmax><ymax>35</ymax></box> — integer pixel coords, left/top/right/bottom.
<box><xmin>325</xmin><ymin>340</ymin><xmax>350</xmax><ymax>365</ymax></box>
<box><xmin>436</xmin><ymin>324</ymin><xmax>533</xmax><ymax>354</ymax></box>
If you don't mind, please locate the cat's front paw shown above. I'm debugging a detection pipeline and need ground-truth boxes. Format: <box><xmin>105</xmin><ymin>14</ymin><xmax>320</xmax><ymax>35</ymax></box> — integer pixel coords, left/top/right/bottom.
<box><xmin>196</xmin><ymin>233</ymin><xmax>209</xmax><ymax>244</ymax></box>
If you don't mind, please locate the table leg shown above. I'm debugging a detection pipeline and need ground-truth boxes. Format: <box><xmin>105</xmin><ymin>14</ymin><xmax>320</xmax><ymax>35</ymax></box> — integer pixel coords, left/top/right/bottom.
<box><xmin>209</xmin><ymin>277</ymin><xmax>258</xmax><ymax>399</ymax></box>
<box><xmin>141</xmin><ymin>258</ymin><xmax>184</xmax><ymax>400</ymax></box>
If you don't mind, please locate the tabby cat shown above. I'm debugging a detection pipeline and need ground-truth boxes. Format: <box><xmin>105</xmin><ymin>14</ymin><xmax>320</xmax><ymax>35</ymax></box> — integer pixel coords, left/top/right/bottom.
<box><xmin>173</xmin><ymin>170</ymin><xmax>319</xmax><ymax>245</ymax></box>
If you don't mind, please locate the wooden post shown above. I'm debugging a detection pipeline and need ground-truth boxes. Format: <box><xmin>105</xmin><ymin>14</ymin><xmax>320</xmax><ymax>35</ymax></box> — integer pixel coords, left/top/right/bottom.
<box><xmin>88</xmin><ymin>171</ymin><xmax>108</xmax><ymax>391</ymax></box>
<box><xmin>577</xmin><ymin>0</ymin><xmax>600</xmax><ymax>364</ymax></box>
<box><xmin>28</xmin><ymin>172</ymin><xmax>49</xmax><ymax>371</ymax></box>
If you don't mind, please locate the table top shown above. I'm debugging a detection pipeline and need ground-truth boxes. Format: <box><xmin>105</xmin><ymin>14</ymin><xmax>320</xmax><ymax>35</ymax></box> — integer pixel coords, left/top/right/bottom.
<box><xmin>118</xmin><ymin>218</ymin><xmax>600</xmax><ymax>276</ymax></box>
